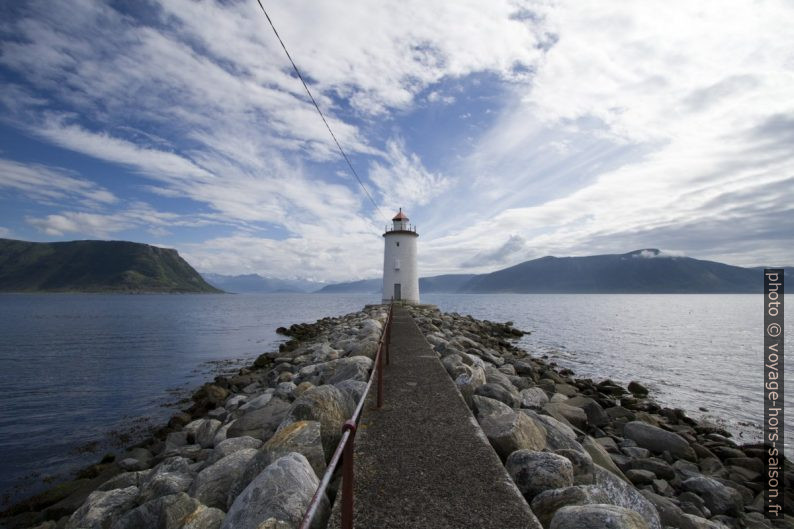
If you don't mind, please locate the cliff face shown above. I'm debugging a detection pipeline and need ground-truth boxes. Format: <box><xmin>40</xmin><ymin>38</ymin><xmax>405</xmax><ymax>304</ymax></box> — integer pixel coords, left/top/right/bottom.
<box><xmin>0</xmin><ymin>238</ymin><xmax>222</xmax><ymax>293</ymax></box>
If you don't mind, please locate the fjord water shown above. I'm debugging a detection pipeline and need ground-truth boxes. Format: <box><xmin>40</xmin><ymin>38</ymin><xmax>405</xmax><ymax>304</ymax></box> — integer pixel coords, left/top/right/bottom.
<box><xmin>0</xmin><ymin>293</ymin><xmax>788</xmax><ymax>504</ymax></box>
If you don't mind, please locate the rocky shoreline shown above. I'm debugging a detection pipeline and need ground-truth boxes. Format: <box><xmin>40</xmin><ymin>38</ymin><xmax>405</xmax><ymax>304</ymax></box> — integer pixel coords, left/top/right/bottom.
<box><xmin>1</xmin><ymin>303</ymin><xmax>790</xmax><ymax>529</ymax></box>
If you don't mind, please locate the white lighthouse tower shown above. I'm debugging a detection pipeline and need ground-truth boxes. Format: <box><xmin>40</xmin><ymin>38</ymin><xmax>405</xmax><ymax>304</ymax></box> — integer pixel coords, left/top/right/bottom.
<box><xmin>382</xmin><ymin>208</ymin><xmax>419</xmax><ymax>303</ymax></box>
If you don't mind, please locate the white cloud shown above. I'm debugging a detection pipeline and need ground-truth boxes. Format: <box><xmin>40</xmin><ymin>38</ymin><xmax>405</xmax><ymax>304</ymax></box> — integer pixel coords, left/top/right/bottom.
<box><xmin>0</xmin><ymin>227</ymin><xmax>12</xmax><ymax>238</ymax></box>
<box><xmin>0</xmin><ymin>158</ymin><xmax>117</xmax><ymax>206</ymax></box>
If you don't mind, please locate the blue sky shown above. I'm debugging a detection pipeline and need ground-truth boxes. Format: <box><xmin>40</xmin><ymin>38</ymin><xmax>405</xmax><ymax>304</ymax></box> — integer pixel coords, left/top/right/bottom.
<box><xmin>1</xmin><ymin>0</ymin><xmax>792</xmax><ymax>281</ymax></box>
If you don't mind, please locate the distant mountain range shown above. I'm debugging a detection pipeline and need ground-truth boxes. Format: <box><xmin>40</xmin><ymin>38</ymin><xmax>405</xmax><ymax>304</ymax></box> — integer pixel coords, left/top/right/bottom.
<box><xmin>316</xmin><ymin>250</ymin><xmax>786</xmax><ymax>294</ymax></box>
<box><xmin>0</xmin><ymin>238</ymin><xmax>220</xmax><ymax>293</ymax></box>
<box><xmin>202</xmin><ymin>273</ymin><xmax>326</xmax><ymax>294</ymax></box>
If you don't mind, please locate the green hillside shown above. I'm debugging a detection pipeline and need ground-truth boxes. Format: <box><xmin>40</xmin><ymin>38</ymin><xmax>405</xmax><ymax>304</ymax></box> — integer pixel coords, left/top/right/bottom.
<box><xmin>0</xmin><ymin>238</ymin><xmax>222</xmax><ymax>293</ymax></box>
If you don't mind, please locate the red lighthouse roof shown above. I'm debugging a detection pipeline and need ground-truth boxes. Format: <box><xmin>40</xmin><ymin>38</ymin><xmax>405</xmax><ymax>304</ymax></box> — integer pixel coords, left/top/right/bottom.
<box><xmin>392</xmin><ymin>208</ymin><xmax>408</xmax><ymax>221</ymax></box>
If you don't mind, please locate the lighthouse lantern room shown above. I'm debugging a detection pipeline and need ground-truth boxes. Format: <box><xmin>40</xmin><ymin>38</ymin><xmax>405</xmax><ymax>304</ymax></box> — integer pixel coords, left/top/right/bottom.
<box><xmin>382</xmin><ymin>208</ymin><xmax>419</xmax><ymax>303</ymax></box>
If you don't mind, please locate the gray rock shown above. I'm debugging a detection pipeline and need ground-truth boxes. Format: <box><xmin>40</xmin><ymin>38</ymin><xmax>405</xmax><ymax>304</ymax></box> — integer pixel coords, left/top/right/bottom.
<box><xmin>629</xmin><ymin>458</ymin><xmax>675</xmax><ymax>481</ymax></box>
<box><xmin>556</xmin><ymin>448</ymin><xmax>595</xmax><ymax>485</ymax></box>
<box><xmin>181</xmin><ymin>504</ymin><xmax>225</xmax><ymax>529</ymax></box>
<box><xmin>640</xmin><ymin>490</ymin><xmax>698</xmax><ymax>529</ymax></box>
<box><xmin>591</xmin><ymin>466</ymin><xmax>662</xmax><ymax>529</ymax></box>
<box><xmin>622</xmin><ymin>447</ymin><xmax>650</xmax><ymax>459</ymax></box>
<box><xmin>681</xmin><ymin>476</ymin><xmax>743</xmax><ymax>516</ymax></box>
<box><xmin>455</xmin><ymin>365</ymin><xmax>486</xmax><ymax>406</ymax></box>
<box><xmin>221</xmin><ymin>453</ymin><xmax>327</xmax><ymax>529</ymax></box>
<box><xmin>189</xmin><ymin>449</ymin><xmax>258</xmax><ymax>510</ymax></box>
<box><xmin>196</xmin><ymin>419</ymin><xmax>223</xmax><ymax>449</ymax></box>
<box><xmin>111</xmin><ymin>492</ymin><xmax>201</xmax><ymax>529</ymax></box>
<box><xmin>473</xmin><ymin>396</ymin><xmax>546</xmax><ymax>459</ymax></box>
<box><xmin>138</xmin><ymin>457</ymin><xmax>195</xmax><ymax>503</ymax></box>
<box><xmin>543</xmin><ymin>403</ymin><xmax>588</xmax><ymax>430</ymax></box>
<box><xmin>280</xmin><ymin>385</ymin><xmax>354</xmax><ymax>458</ymax></box>
<box><xmin>66</xmin><ymin>486</ymin><xmax>138</xmax><ymax>529</ymax></box>
<box><xmin>239</xmin><ymin>392</ymin><xmax>274</xmax><ymax>412</ymax></box>
<box><xmin>475</xmin><ymin>382</ymin><xmax>519</xmax><ymax>408</ymax></box>
<box><xmin>681</xmin><ymin>514</ymin><xmax>732</xmax><ymax>528</ymax></box>
<box><xmin>506</xmin><ymin>450</ymin><xmax>574</xmax><ymax>502</ymax></box>
<box><xmin>566</xmin><ymin>396</ymin><xmax>609</xmax><ymax>427</ymax></box>
<box><xmin>623</xmin><ymin>421</ymin><xmax>696</xmax><ymax>461</ymax></box>
<box><xmin>227</xmin><ymin>398</ymin><xmax>291</xmax><ymax>441</ymax></box>
<box><xmin>320</xmin><ymin>356</ymin><xmax>373</xmax><ymax>385</ymax></box>
<box><xmin>530</xmin><ymin>486</ymin><xmax>610</xmax><ymax>528</ymax></box>
<box><xmin>265</xmin><ymin>420</ymin><xmax>327</xmax><ymax>477</ymax></box>
<box><xmin>550</xmin><ymin>504</ymin><xmax>649</xmax><ymax>529</ymax></box>
<box><xmin>521</xmin><ymin>410</ymin><xmax>583</xmax><ymax>453</ymax></box>
<box><xmin>626</xmin><ymin>469</ymin><xmax>655</xmax><ymax>486</ymax></box>
<box><xmin>520</xmin><ymin>387</ymin><xmax>550</xmax><ymax>409</ymax></box>
<box><xmin>333</xmin><ymin>379</ymin><xmax>368</xmax><ymax>404</ymax></box>
<box><xmin>207</xmin><ymin>436</ymin><xmax>263</xmax><ymax>465</ymax></box>
<box><xmin>582</xmin><ymin>436</ymin><xmax>631</xmax><ymax>483</ymax></box>
<box><xmin>96</xmin><ymin>471</ymin><xmax>147</xmax><ymax>491</ymax></box>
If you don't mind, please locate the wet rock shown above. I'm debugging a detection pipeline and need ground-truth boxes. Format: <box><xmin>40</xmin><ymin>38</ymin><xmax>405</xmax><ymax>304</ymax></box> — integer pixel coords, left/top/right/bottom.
<box><xmin>628</xmin><ymin>381</ymin><xmax>649</xmax><ymax>397</ymax></box>
<box><xmin>623</xmin><ymin>421</ymin><xmax>696</xmax><ymax>461</ymax></box>
<box><xmin>682</xmin><ymin>476</ymin><xmax>744</xmax><ymax>516</ymax></box>
<box><xmin>221</xmin><ymin>453</ymin><xmax>327</xmax><ymax>529</ymax></box>
<box><xmin>65</xmin><ymin>486</ymin><xmax>138</xmax><ymax>529</ymax></box>
<box><xmin>473</xmin><ymin>396</ymin><xmax>546</xmax><ymax>459</ymax></box>
<box><xmin>550</xmin><ymin>504</ymin><xmax>649</xmax><ymax>529</ymax></box>
<box><xmin>280</xmin><ymin>385</ymin><xmax>354</xmax><ymax>458</ymax></box>
<box><xmin>227</xmin><ymin>398</ymin><xmax>291</xmax><ymax>441</ymax></box>
<box><xmin>189</xmin><ymin>449</ymin><xmax>258</xmax><ymax>510</ymax></box>
<box><xmin>506</xmin><ymin>450</ymin><xmax>574</xmax><ymax>502</ymax></box>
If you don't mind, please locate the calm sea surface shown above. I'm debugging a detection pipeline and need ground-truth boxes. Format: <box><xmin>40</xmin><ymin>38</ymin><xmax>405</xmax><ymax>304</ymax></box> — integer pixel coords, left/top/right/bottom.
<box><xmin>0</xmin><ymin>292</ymin><xmax>789</xmax><ymax>504</ymax></box>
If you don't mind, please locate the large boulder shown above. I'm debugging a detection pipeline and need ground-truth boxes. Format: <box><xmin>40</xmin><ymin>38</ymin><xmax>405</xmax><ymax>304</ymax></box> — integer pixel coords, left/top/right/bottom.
<box><xmin>556</xmin><ymin>448</ymin><xmax>595</xmax><ymax>485</ymax></box>
<box><xmin>543</xmin><ymin>403</ymin><xmax>588</xmax><ymax>430</ymax></box>
<box><xmin>521</xmin><ymin>410</ymin><xmax>584</xmax><ymax>453</ymax></box>
<box><xmin>475</xmin><ymin>382</ymin><xmax>519</xmax><ymax>408</ymax></box>
<box><xmin>111</xmin><ymin>492</ymin><xmax>201</xmax><ymax>529</ymax></box>
<box><xmin>137</xmin><ymin>457</ymin><xmax>196</xmax><ymax>503</ymax></box>
<box><xmin>566</xmin><ymin>396</ymin><xmax>609</xmax><ymax>428</ymax></box>
<box><xmin>506</xmin><ymin>450</ymin><xmax>573</xmax><ymax>502</ymax></box>
<box><xmin>550</xmin><ymin>504</ymin><xmax>649</xmax><ymax>529</ymax></box>
<box><xmin>530</xmin><ymin>486</ymin><xmax>610</xmax><ymax>528</ymax></box>
<box><xmin>681</xmin><ymin>476</ymin><xmax>744</xmax><ymax>516</ymax></box>
<box><xmin>623</xmin><ymin>421</ymin><xmax>696</xmax><ymax>461</ymax></box>
<box><xmin>582</xmin><ymin>436</ymin><xmax>630</xmax><ymax>483</ymax></box>
<box><xmin>640</xmin><ymin>491</ymin><xmax>699</xmax><ymax>529</ymax></box>
<box><xmin>590</xmin><ymin>466</ymin><xmax>662</xmax><ymax>529</ymax></box>
<box><xmin>280</xmin><ymin>385</ymin><xmax>354</xmax><ymax>458</ymax></box>
<box><xmin>181</xmin><ymin>504</ymin><xmax>225</xmax><ymax>529</ymax></box>
<box><xmin>320</xmin><ymin>356</ymin><xmax>373</xmax><ymax>385</ymax></box>
<box><xmin>189</xmin><ymin>449</ymin><xmax>258</xmax><ymax>510</ymax></box>
<box><xmin>473</xmin><ymin>396</ymin><xmax>546</xmax><ymax>459</ymax></box>
<box><xmin>455</xmin><ymin>365</ymin><xmax>487</xmax><ymax>406</ymax></box>
<box><xmin>66</xmin><ymin>487</ymin><xmax>138</xmax><ymax>529</ymax></box>
<box><xmin>520</xmin><ymin>387</ymin><xmax>550</xmax><ymax>409</ymax></box>
<box><xmin>221</xmin><ymin>453</ymin><xmax>327</xmax><ymax>529</ymax></box>
<box><xmin>207</xmin><ymin>437</ymin><xmax>263</xmax><ymax>465</ymax></box>
<box><xmin>195</xmin><ymin>419</ymin><xmax>223</xmax><ymax>449</ymax></box>
<box><xmin>226</xmin><ymin>398</ymin><xmax>291</xmax><ymax>441</ymax></box>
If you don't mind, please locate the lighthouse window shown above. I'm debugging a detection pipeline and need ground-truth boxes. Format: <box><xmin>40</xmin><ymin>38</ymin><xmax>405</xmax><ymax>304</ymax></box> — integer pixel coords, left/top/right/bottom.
<box><xmin>396</xmin><ymin>242</ymin><xmax>399</xmax><ymax>246</ymax></box>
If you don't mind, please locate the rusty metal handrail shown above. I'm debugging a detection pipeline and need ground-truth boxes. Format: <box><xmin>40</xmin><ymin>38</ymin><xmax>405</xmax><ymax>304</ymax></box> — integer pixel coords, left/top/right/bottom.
<box><xmin>298</xmin><ymin>301</ymin><xmax>394</xmax><ymax>529</ymax></box>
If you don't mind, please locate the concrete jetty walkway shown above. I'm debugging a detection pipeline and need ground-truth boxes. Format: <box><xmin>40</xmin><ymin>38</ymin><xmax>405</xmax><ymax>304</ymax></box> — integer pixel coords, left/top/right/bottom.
<box><xmin>329</xmin><ymin>306</ymin><xmax>538</xmax><ymax>529</ymax></box>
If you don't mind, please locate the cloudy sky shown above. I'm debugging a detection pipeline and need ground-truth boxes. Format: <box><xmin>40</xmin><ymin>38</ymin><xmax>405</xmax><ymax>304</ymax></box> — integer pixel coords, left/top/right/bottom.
<box><xmin>1</xmin><ymin>0</ymin><xmax>792</xmax><ymax>281</ymax></box>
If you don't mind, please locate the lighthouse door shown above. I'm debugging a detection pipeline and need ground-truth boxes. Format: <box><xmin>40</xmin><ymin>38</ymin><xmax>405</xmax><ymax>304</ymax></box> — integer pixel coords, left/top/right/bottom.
<box><xmin>394</xmin><ymin>283</ymin><xmax>401</xmax><ymax>301</ymax></box>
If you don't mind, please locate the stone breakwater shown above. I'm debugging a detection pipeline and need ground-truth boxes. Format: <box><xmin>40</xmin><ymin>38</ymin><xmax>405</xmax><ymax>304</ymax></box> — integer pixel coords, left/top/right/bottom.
<box><xmin>408</xmin><ymin>304</ymin><xmax>793</xmax><ymax>529</ymax></box>
<box><xmin>2</xmin><ymin>305</ymin><xmax>388</xmax><ymax>529</ymax></box>
<box><xmin>1</xmin><ymin>304</ymin><xmax>791</xmax><ymax>529</ymax></box>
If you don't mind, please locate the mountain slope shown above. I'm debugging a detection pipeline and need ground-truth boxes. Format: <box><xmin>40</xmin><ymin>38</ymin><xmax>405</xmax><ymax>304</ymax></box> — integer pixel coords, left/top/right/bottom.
<box><xmin>0</xmin><ymin>238</ymin><xmax>221</xmax><ymax>293</ymax></box>
<box><xmin>315</xmin><ymin>274</ymin><xmax>477</xmax><ymax>294</ymax></box>
<box><xmin>202</xmin><ymin>273</ymin><xmax>325</xmax><ymax>293</ymax></box>
<box><xmin>460</xmin><ymin>249</ymin><xmax>760</xmax><ymax>293</ymax></box>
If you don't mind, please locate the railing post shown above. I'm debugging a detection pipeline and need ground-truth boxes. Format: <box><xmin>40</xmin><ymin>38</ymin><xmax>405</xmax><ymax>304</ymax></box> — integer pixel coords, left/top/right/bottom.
<box><xmin>341</xmin><ymin>420</ymin><xmax>356</xmax><ymax>529</ymax></box>
<box><xmin>376</xmin><ymin>340</ymin><xmax>384</xmax><ymax>409</ymax></box>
